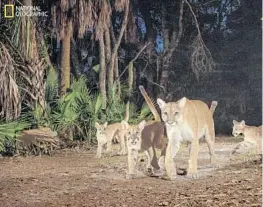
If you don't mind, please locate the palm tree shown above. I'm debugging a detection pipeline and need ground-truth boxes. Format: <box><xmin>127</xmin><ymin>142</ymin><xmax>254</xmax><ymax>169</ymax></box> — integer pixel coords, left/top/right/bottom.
<box><xmin>0</xmin><ymin>43</ymin><xmax>21</xmax><ymax>121</ymax></box>
<box><xmin>51</xmin><ymin>0</ymin><xmax>94</xmax><ymax>96</ymax></box>
<box><xmin>95</xmin><ymin>0</ymin><xmax>112</xmax><ymax>109</ymax></box>
<box><xmin>3</xmin><ymin>0</ymin><xmax>46</xmax><ymax>115</ymax></box>
<box><xmin>51</xmin><ymin>0</ymin><xmax>131</xmax><ymax>108</ymax></box>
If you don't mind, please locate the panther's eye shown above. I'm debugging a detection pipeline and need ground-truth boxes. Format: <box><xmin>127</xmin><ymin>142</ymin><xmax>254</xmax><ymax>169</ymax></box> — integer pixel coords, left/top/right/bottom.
<box><xmin>163</xmin><ymin>112</ymin><xmax>168</xmax><ymax>116</ymax></box>
<box><xmin>136</xmin><ymin>131</ymin><xmax>140</xmax><ymax>135</ymax></box>
<box><xmin>127</xmin><ymin>131</ymin><xmax>131</xmax><ymax>136</ymax></box>
<box><xmin>174</xmin><ymin>112</ymin><xmax>179</xmax><ymax>116</ymax></box>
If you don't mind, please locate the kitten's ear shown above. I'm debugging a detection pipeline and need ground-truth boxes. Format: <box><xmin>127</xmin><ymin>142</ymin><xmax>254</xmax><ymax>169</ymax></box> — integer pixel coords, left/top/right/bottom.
<box><xmin>233</xmin><ymin>120</ymin><xmax>237</xmax><ymax>125</ymax></box>
<box><xmin>157</xmin><ymin>98</ymin><xmax>166</xmax><ymax>110</ymax></box>
<box><xmin>241</xmin><ymin>120</ymin><xmax>245</xmax><ymax>126</ymax></box>
<box><xmin>121</xmin><ymin>120</ymin><xmax>129</xmax><ymax>130</ymax></box>
<box><xmin>103</xmin><ymin>122</ymin><xmax>108</xmax><ymax>128</ymax></box>
<box><xmin>138</xmin><ymin>120</ymin><xmax>146</xmax><ymax>131</ymax></box>
<box><xmin>95</xmin><ymin>122</ymin><xmax>100</xmax><ymax>129</ymax></box>
<box><xmin>178</xmin><ymin>97</ymin><xmax>187</xmax><ymax>109</ymax></box>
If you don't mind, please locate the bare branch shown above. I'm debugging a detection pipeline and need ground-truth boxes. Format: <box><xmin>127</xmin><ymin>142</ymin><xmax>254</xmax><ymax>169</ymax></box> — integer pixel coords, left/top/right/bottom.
<box><xmin>108</xmin><ymin>0</ymin><xmax>130</xmax><ymax>88</ymax></box>
<box><xmin>114</xmin><ymin>42</ymin><xmax>150</xmax><ymax>81</ymax></box>
<box><xmin>141</xmin><ymin>73</ymin><xmax>166</xmax><ymax>92</ymax></box>
<box><xmin>110</xmin><ymin>21</ymin><xmax>116</xmax><ymax>44</ymax></box>
<box><xmin>165</xmin><ymin>0</ymin><xmax>185</xmax><ymax>60</ymax></box>
<box><xmin>185</xmin><ymin>0</ymin><xmax>216</xmax><ymax>80</ymax></box>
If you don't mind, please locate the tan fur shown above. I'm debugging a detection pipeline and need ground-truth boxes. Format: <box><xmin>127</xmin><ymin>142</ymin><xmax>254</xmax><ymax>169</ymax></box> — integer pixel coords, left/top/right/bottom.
<box><xmin>94</xmin><ymin>101</ymin><xmax>130</xmax><ymax>158</ymax></box>
<box><xmin>139</xmin><ymin>86</ymin><xmax>167</xmax><ymax>173</ymax></box>
<box><xmin>210</xmin><ymin>101</ymin><xmax>218</xmax><ymax>116</ymax></box>
<box><xmin>121</xmin><ymin>120</ymin><xmax>167</xmax><ymax>179</ymax></box>
<box><xmin>232</xmin><ymin>120</ymin><xmax>262</xmax><ymax>155</ymax></box>
<box><xmin>112</xmin><ymin>102</ymin><xmax>130</xmax><ymax>144</ymax></box>
<box><xmin>94</xmin><ymin>122</ymin><xmax>127</xmax><ymax>158</ymax></box>
<box><xmin>157</xmin><ymin>97</ymin><xmax>217</xmax><ymax>179</ymax></box>
<box><xmin>125</xmin><ymin>101</ymin><xmax>130</xmax><ymax>121</ymax></box>
<box><xmin>122</xmin><ymin>86</ymin><xmax>167</xmax><ymax>179</ymax></box>
<box><xmin>139</xmin><ymin>85</ymin><xmax>161</xmax><ymax>121</ymax></box>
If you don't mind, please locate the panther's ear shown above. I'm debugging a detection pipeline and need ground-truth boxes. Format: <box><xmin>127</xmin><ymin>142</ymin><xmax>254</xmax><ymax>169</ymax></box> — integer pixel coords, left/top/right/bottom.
<box><xmin>138</xmin><ymin>120</ymin><xmax>146</xmax><ymax>131</ymax></box>
<box><xmin>121</xmin><ymin>120</ymin><xmax>129</xmax><ymax>130</ymax></box>
<box><xmin>233</xmin><ymin>120</ymin><xmax>237</xmax><ymax>125</ymax></box>
<box><xmin>157</xmin><ymin>98</ymin><xmax>166</xmax><ymax>110</ymax></box>
<box><xmin>95</xmin><ymin>122</ymin><xmax>100</xmax><ymax>129</ymax></box>
<box><xmin>241</xmin><ymin>120</ymin><xmax>245</xmax><ymax>126</ymax></box>
<box><xmin>178</xmin><ymin>97</ymin><xmax>187</xmax><ymax>109</ymax></box>
<box><xmin>103</xmin><ymin>122</ymin><xmax>108</xmax><ymax>128</ymax></box>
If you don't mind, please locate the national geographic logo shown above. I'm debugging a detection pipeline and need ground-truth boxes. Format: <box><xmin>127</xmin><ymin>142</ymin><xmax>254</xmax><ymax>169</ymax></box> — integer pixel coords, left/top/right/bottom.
<box><xmin>2</xmin><ymin>4</ymin><xmax>48</xmax><ymax>19</ymax></box>
<box><xmin>4</xmin><ymin>4</ymin><xmax>14</xmax><ymax>18</ymax></box>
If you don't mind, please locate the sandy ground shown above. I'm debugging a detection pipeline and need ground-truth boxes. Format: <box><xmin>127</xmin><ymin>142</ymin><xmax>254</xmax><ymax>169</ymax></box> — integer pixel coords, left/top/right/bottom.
<box><xmin>0</xmin><ymin>135</ymin><xmax>262</xmax><ymax>207</ymax></box>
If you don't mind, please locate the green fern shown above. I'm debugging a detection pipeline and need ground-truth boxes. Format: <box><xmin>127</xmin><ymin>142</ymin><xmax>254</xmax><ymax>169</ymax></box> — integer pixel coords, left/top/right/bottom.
<box><xmin>36</xmin><ymin>68</ymin><xmax>153</xmax><ymax>142</ymax></box>
<box><xmin>0</xmin><ymin>119</ymin><xmax>29</xmax><ymax>152</ymax></box>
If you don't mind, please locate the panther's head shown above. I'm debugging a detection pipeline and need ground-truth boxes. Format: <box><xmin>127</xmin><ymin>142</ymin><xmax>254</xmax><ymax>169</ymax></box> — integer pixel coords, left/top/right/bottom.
<box><xmin>232</xmin><ymin>120</ymin><xmax>245</xmax><ymax>137</ymax></box>
<box><xmin>95</xmin><ymin>122</ymin><xmax>108</xmax><ymax>135</ymax></box>
<box><xmin>157</xmin><ymin>97</ymin><xmax>187</xmax><ymax>126</ymax></box>
<box><xmin>121</xmin><ymin>120</ymin><xmax>146</xmax><ymax>150</ymax></box>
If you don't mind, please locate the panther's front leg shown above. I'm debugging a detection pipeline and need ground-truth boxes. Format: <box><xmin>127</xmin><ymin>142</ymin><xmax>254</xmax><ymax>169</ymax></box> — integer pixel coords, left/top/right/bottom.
<box><xmin>126</xmin><ymin>148</ymin><xmax>141</xmax><ymax>179</ymax></box>
<box><xmin>106</xmin><ymin>140</ymin><xmax>112</xmax><ymax>153</ymax></box>
<box><xmin>118</xmin><ymin>133</ymin><xmax>127</xmax><ymax>155</ymax></box>
<box><xmin>95</xmin><ymin>142</ymin><xmax>103</xmax><ymax>158</ymax></box>
<box><xmin>187</xmin><ymin>138</ymin><xmax>199</xmax><ymax>179</ymax></box>
<box><xmin>165</xmin><ymin>139</ymin><xmax>180</xmax><ymax>180</ymax></box>
<box><xmin>145</xmin><ymin>149</ymin><xmax>153</xmax><ymax>173</ymax></box>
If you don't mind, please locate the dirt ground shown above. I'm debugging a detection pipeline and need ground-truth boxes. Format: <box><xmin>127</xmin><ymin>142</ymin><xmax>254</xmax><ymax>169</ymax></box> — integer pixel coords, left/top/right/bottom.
<box><xmin>0</xmin><ymin>135</ymin><xmax>262</xmax><ymax>207</ymax></box>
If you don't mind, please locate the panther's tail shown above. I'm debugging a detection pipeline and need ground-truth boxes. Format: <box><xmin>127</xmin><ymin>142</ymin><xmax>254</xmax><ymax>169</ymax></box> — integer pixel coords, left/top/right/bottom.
<box><xmin>139</xmin><ymin>85</ymin><xmax>161</xmax><ymax>121</ymax></box>
<box><xmin>125</xmin><ymin>101</ymin><xmax>129</xmax><ymax>122</ymax></box>
<box><xmin>210</xmin><ymin>101</ymin><xmax>218</xmax><ymax>116</ymax></box>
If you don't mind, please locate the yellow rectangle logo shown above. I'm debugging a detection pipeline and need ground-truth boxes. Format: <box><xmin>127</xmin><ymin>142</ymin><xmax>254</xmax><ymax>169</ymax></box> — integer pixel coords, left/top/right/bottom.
<box><xmin>4</xmin><ymin>4</ymin><xmax>14</xmax><ymax>18</ymax></box>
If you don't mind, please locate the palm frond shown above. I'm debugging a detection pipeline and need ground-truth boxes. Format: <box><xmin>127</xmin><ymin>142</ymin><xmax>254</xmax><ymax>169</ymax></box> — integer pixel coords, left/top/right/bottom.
<box><xmin>0</xmin><ymin>119</ymin><xmax>29</xmax><ymax>152</ymax></box>
<box><xmin>45</xmin><ymin>67</ymin><xmax>59</xmax><ymax>103</ymax></box>
<box><xmin>0</xmin><ymin>42</ymin><xmax>21</xmax><ymax>121</ymax></box>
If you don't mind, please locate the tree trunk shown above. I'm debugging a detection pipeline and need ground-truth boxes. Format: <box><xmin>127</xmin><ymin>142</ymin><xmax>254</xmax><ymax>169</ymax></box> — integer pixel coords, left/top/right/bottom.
<box><xmin>20</xmin><ymin>4</ymin><xmax>27</xmax><ymax>59</ymax></box>
<box><xmin>21</xmin><ymin>0</ymin><xmax>39</xmax><ymax>60</ymax></box>
<box><xmin>70</xmin><ymin>41</ymin><xmax>82</xmax><ymax>78</ymax></box>
<box><xmin>114</xmin><ymin>57</ymin><xmax>121</xmax><ymax>100</ymax></box>
<box><xmin>158</xmin><ymin>0</ymin><xmax>184</xmax><ymax>99</ymax></box>
<box><xmin>60</xmin><ymin>19</ymin><xmax>72</xmax><ymax>95</ymax></box>
<box><xmin>104</xmin><ymin>27</ymin><xmax>112</xmax><ymax>100</ymax></box>
<box><xmin>29</xmin><ymin>19</ymin><xmax>39</xmax><ymax>60</ymax></box>
<box><xmin>104</xmin><ymin>27</ymin><xmax>112</xmax><ymax>64</ymax></box>
<box><xmin>19</xmin><ymin>0</ymin><xmax>46</xmax><ymax>114</ymax></box>
<box><xmin>108</xmin><ymin>0</ymin><xmax>129</xmax><ymax>90</ymax></box>
<box><xmin>128</xmin><ymin>62</ymin><xmax>134</xmax><ymax>96</ymax></box>
<box><xmin>99</xmin><ymin>35</ymin><xmax>107</xmax><ymax>109</ymax></box>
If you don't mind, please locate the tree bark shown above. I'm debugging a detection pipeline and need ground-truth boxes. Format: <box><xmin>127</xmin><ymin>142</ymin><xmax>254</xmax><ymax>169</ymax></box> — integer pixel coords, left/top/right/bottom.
<box><xmin>158</xmin><ymin>0</ymin><xmax>184</xmax><ymax>99</ymax></box>
<box><xmin>108</xmin><ymin>0</ymin><xmax>129</xmax><ymax>90</ymax></box>
<box><xmin>29</xmin><ymin>19</ymin><xmax>39</xmax><ymax>60</ymax></box>
<box><xmin>70</xmin><ymin>41</ymin><xmax>82</xmax><ymax>78</ymax></box>
<box><xmin>20</xmin><ymin>0</ymin><xmax>46</xmax><ymax>114</ymax></box>
<box><xmin>21</xmin><ymin>0</ymin><xmax>39</xmax><ymax>60</ymax></box>
<box><xmin>113</xmin><ymin>57</ymin><xmax>121</xmax><ymax>100</ymax></box>
<box><xmin>99</xmin><ymin>35</ymin><xmax>107</xmax><ymax>109</ymax></box>
<box><xmin>104</xmin><ymin>27</ymin><xmax>112</xmax><ymax>64</ymax></box>
<box><xmin>60</xmin><ymin>19</ymin><xmax>72</xmax><ymax>95</ymax></box>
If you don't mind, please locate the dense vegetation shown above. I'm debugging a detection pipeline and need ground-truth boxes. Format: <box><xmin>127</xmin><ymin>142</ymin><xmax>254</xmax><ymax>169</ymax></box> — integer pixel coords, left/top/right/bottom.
<box><xmin>0</xmin><ymin>0</ymin><xmax>261</xmax><ymax>154</ymax></box>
